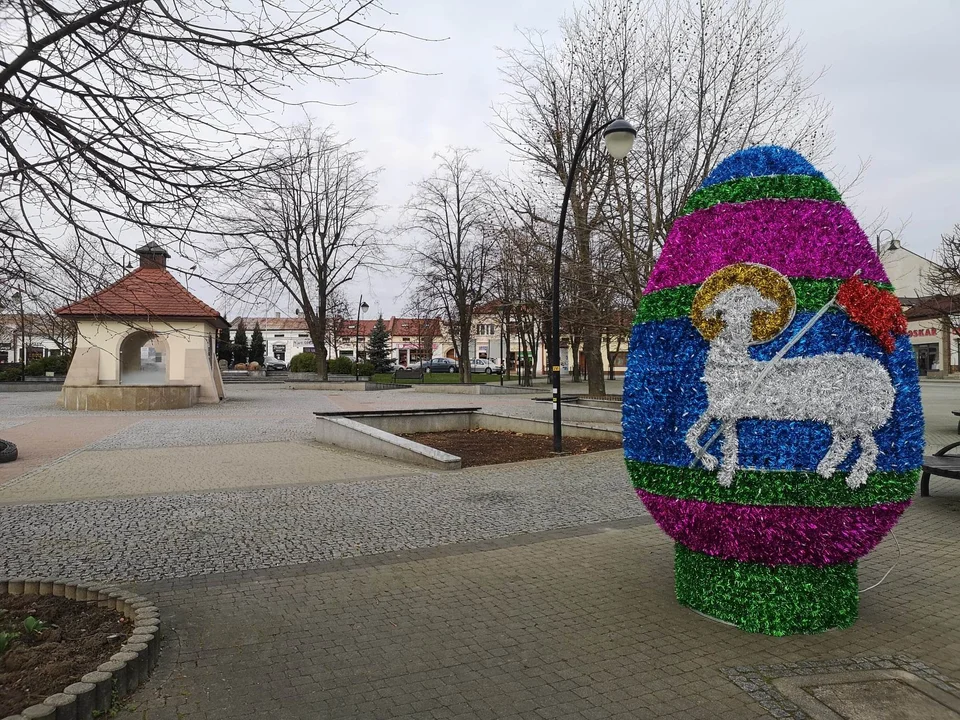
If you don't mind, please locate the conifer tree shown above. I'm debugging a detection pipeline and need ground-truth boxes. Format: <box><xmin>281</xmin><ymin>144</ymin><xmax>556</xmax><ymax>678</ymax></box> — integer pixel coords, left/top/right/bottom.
<box><xmin>250</xmin><ymin>322</ymin><xmax>266</xmax><ymax>365</ymax></box>
<box><xmin>366</xmin><ymin>315</ymin><xmax>394</xmax><ymax>373</ymax></box>
<box><xmin>217</xmin><ymin>325</ymin><xmax>233</xmax><ymax>365</ymax></box>
<box><xmin>233</xmin><ymin>320</ymin><xmax>249</xmax><ymax>364</ymax></box>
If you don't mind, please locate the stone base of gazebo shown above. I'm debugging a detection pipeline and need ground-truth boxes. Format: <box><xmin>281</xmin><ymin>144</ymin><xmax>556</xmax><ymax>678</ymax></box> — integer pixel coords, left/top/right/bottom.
<box><xmin>58</xmin><ymin>384</ymin><xmax>200</xmax><ymax>411</ymax></box>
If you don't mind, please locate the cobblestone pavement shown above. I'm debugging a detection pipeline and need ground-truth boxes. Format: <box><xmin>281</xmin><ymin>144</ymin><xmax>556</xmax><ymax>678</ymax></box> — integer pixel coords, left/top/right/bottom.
<box><xmin>0</xmin><ymin>450</ymin><xmax>640</xmax><ymax>580</ymax></box>
<box><xmin>116</xmin><ymin>491</ymin><xmax>960</xmax><ymax>720</ymax></box>
<box><xmin>0</xmin><ymin>442</ymin><xmax>420</xmax><ymax>503</ymax></box>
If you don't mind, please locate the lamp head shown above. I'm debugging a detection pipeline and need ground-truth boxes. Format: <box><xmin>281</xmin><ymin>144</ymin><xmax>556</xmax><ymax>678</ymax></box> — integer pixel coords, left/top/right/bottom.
<box><xmin>603</xmin><ymin>118</ymin><xmax>637</xmax><ymax>160</ymax></box>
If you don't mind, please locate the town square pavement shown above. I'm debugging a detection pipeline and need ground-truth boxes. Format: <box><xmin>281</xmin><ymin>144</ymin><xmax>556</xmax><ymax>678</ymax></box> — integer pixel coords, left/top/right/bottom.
<box><xmin>0</xmin><ymin>382</ymin><xmax>959</xmax><ymax>718</ymax></box>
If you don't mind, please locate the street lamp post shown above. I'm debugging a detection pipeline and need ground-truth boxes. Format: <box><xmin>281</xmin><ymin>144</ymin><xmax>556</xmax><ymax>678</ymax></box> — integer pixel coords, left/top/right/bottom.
<box><xmin>550</xmin><ymin>103</ymin><xmax>636</xmax><ymax>453</ymax></box>
<box><xmin>355</xmin><ymin>296</ymin><xmax>369</xmax><ymax>381</ymax></box>
<box><xmin>12</xmin><ymin>290</ymin><xmax>25</xmax><ymax>382</ymax></box>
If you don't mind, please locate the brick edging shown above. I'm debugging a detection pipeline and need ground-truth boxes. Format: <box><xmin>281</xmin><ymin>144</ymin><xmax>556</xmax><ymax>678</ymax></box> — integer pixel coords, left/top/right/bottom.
<box><xmin>0</xmin><ymin>578</ymin><xmax>161</xmax><ymax>720</ymax></box>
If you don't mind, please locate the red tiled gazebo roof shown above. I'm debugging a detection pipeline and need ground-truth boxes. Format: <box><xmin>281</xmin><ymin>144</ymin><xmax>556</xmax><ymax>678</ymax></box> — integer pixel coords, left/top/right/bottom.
<box><xmin>56</xmin><ymin>267</ymin><xmax>229</xmax><ymax>328</ymax></box>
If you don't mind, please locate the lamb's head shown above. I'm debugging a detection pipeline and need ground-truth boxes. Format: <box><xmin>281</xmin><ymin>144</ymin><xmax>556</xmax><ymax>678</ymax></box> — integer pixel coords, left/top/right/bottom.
<box><xmin>704</xmin><ymin>285</ymin><xmax>778</xmax><ymax>344</ymax></box>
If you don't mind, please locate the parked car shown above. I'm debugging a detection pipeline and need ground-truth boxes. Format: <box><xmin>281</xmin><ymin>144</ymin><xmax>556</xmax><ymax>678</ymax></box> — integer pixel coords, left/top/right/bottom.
<box><xmin>404</xmin><ymin>361</ymin><xmax>422</xmax><ymax>371</ymax></box>
<box><xmin>470</xmin><ymin>358</ymin><xmax>503</xmax><ymax>375</ymax></box>
<box><xmin>422</xmin><ymin>357</ymin><xmax>459</xmax><ymax>373</ymax></box>
<box><xmin>263</xmin><ymin>357</ymin><xmax>287</xmax><ymax>371</ymax></box>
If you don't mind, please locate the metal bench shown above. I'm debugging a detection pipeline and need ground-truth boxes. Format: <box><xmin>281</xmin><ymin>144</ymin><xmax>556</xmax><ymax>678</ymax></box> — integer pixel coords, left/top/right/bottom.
<box><xmin>920</xmin><ymin>441</ymin><xmax>960</xmax><ymax>496</ymax></box>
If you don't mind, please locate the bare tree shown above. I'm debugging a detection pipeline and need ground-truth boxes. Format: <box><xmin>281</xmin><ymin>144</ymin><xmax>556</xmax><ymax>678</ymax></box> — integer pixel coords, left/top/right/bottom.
<box><xmin>404</xmin><ymin>148</ymin><xmax>494</xmax><ymax>383</ymax></box>
<box><xmin>221</xmin><ymin>125</ymin><xmax>382</xmax><ymax>380</ymax></box>
<box><xmin>324</xmin><ymin>288</ymin><xmax>351</xmax><ymax>360</ymax></box>
<box><xmin>402</xmin><ymin>287</ymin><xmax>441</xmax><ymax>364</ymax></box>
<box><xmin>495</xmin><ymin>0</ymin><xmax>832</xmax><ymax>393</ymax></box>
<box><xmin>0</xmin><ymin>0</ymin><xmax>404</xmax><ymax>295</ymax></box>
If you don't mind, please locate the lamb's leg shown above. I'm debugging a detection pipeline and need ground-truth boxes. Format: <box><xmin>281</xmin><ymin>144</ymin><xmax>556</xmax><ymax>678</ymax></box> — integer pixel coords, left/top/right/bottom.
<box><xmin>685</xmin><ymin>412</ymin><xmax>718</xmax><ymax>471</ymax></box>
<box><xmin>846</xmin><ymin>432</ymin><xmax>879</xmax><ymax>489</ymax></box>
<box><xmin>717</xmin><ymin>419</ymin><xmax>739</xmax><ymax>487</ymax></box>
<box><xmin>817</xmin><ymin>432</ymin><xmax>855</xmax><ymax>479</ymax></box>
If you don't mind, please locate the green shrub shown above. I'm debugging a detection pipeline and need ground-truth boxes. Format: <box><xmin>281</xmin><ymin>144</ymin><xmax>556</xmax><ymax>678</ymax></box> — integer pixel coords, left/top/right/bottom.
<box><xmin>23</xmin><ymin>354</ymin><xmax>70</xmax><ymax>376</ymax></box>
<box><xmin>356</xmin><ymin>361</ymin><xmax>375</xmax><ymax>377</ymax></box>
<box><xmin>289</xmin><ymin>352</ymin><xmax>317</xmax><ymax>373</ymax></box>
<box><xmin>0</xmin><ymin>366</ymin><xmax>22</xmax><ymax>382</ymax></box>
<box><xmin>327</xmin><ymin>356</ymin><xmax>355</xmax><ymax>374</ymax></box>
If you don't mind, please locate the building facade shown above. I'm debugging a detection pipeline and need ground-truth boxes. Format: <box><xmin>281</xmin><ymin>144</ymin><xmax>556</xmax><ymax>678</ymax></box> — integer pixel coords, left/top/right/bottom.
<box><xmin>878</xmin><ymin>236</ymin><xmax>956</xmax><ymax>377</ymax></box>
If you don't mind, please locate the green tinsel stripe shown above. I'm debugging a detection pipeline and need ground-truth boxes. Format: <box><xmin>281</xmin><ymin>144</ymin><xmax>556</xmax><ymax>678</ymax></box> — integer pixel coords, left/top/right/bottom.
<box><xmin>681</xmin><ymin>174</ymin><xmax>843</xmax><ymax>216</ymax></box>
<box><xmin>674</xmin><ymin>544</ymin><xmax>858</xmax><ymax>635</ymax></box>
<box><xmin>634</xmin><ymin>278</ymin><xmax>896</xmax><ymax>325</ymax></box>
<box><xmin>627</xmin><ymin>460</ymin><xmax>918</xmax><ymax>507</ymax></box>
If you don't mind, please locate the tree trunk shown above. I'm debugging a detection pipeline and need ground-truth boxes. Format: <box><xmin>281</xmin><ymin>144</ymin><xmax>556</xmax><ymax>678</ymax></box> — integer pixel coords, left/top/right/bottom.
<box><xmin>571</xmin><ymin>336</ymin><xmax>582</xmax><ymax>383</ymax></box>
<box><xmin>583</xmin><ymin>328</ymin><xmax>605</xmax><ymax>396</ymax></box>
<box><xmin>459</xmin><ymin>323</ymin><xmax>472</xmax><ymax>384</ymax></box>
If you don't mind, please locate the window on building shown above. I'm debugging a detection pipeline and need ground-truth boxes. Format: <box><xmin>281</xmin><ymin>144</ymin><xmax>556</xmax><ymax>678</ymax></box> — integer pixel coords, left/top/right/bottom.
<box><xmin>402</xmin><ymin>337</ymin><xmax>410</xmax><ymax>342</ymax></box>
<box><xmin>298</xmin><ymin>333</ymin><xmax>308</xmax><ymax>338</ymax></box>
<box><xmin>274</xmin><ymin>334</ymin><xmax>284</xmax><ymax>338</ymax></box>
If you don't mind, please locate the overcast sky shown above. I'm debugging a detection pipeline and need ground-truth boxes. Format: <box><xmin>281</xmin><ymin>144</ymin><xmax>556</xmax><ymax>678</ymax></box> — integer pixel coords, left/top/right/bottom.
<box><xmin>192</xmin><ymin>0</ymin><xmax>960</xmax><ymax>319</ymax></box>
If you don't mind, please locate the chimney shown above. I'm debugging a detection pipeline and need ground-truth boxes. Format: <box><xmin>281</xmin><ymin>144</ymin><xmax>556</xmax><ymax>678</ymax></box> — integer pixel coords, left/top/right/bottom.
<box><xmin>135</xmin><ymin>242</ymin><xmax>171</xmax><ymax>269</ymax></box>
<box><xmin>275</xmin><ymin>312</ymin><xmax>280</xmax><ymax>319</ymax></box>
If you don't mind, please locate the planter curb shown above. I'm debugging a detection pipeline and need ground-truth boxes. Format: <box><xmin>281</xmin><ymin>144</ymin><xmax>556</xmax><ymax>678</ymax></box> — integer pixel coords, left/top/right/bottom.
<box><xmin>3</xmin><ymin>580</ymin><xmax>161</xmax><ymax>719</ymax></box>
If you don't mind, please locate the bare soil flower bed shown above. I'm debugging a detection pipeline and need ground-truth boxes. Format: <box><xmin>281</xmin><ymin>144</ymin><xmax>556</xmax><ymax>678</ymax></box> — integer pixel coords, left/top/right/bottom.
<box><xmin>0</xmin><ymin>593</ymin><xmax>129</xmax><ymax>717</ymax></box>
<box><xmin>401</xmin><ymin>429</ymin><xmax>622</xmax><ymax>467</ymax></box>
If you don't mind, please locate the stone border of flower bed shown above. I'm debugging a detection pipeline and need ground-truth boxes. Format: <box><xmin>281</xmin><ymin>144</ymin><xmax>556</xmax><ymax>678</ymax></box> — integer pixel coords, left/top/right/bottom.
<box><xmin>0</xmin><ymin>578</ymin><xmax>161</xmax><ymax>720</ymax></box>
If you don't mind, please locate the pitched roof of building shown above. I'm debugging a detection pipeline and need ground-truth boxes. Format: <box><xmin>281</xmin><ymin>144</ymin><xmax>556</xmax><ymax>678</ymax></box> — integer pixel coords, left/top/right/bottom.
<box><xmin>229</xmin><ymin>315</ymin><xmax>443</xmax><ymax>338</ymax></box>
<box><xmin>233</xmin><ymin>317</ymin><xmax>310</xmax><ymax>332</ymax></box>
<box><xmin>56</xmin><ymin>267</ymin><xmax>228</xmax><ymax>328</ymax></box>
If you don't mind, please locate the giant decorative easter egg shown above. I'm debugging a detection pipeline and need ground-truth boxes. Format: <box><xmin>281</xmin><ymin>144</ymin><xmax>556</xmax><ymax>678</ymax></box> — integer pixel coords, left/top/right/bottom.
<box><xmin>622</xmin><ymin>146</ymin><xmax>924</xmax><ymax>635</ymax></box>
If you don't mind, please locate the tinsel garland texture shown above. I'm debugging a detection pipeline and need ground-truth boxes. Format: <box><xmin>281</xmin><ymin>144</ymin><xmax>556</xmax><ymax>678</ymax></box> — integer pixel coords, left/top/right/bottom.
<box><xmin>700</xmin><ymin>145</ymin><xmax>825</xmax><ymax>188</ymax></box>
<box><xmin>623</xmin><ymin>316</ymin><xmax>925</xmax><ymax>473</ymax></box>
<box><xmin>644</xmin><ymin>199</ymin><xmax>888</xmax><ymax>293</ymax></box>
<box><xmin>674</xmin><ymin>545</ymin><xmax>858</xmax><ymax>636</ymax></box>
<box><xmin>635</xmin><ymin>278</ymin><xmax>895</xmax><ymax>325</ymax></box>
<box><xmin>622</xmin><ymin>145</ymin><xmax>923</xmax><ymax>635</ymax></box>
<box><xmin>682</xmin><ymin>173</ymin><xmax>841</xmax><ymax>215</ymax></box>
<box><xmin>638</xmin><ymin>489</ymin><xmax>909</xmax><ymax>566</ymax></box>
<box><xmin>626</xmin><ymin>461</ymin><xmax>919</xmax><ymax>507</ymax></box>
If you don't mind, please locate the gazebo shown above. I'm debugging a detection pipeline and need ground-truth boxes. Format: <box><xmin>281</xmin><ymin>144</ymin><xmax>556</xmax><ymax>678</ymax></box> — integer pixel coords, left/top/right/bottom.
<box><xmin>56</xmin><ymin>243</ymin><xmax>228</xmax><ymax>410</ymax></box>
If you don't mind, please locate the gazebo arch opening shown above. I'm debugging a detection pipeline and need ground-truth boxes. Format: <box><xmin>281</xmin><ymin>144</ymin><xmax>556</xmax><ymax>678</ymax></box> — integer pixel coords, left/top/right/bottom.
<box><xmin>120</xmin><ymin>331</ymin><xmax>169</xmax><ymax>385</ymax></box>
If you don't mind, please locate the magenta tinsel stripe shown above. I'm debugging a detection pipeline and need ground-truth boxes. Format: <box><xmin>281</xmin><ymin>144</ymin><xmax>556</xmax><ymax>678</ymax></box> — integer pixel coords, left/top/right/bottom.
<box><xmin>645</xmin><ymin>199</ymin><xmax>889</xmax><ymax>293</ymax></box>
<box><xmin>637</xmin><ymin>490</ymin><xmax>909</xmax><ymax>567</ymax></box>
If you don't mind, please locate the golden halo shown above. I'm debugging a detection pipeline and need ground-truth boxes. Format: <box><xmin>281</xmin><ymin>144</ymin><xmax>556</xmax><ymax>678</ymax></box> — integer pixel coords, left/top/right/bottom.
<box><xmin>690</xmin><ymin>263</ymin><xmax>796</xmax><ymax>343</ymax></box>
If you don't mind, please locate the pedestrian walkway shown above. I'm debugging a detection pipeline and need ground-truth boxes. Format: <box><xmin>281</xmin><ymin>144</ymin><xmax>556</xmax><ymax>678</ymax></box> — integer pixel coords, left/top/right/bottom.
<box><xmin>1</xmin><ymin>383</ymin><xmax>959</xmax><ymax>719</ymax></box>
<box><xmin>118</xmin><ymin>490</ymin><xmax>960</xmax><ymax>720</ymax></box>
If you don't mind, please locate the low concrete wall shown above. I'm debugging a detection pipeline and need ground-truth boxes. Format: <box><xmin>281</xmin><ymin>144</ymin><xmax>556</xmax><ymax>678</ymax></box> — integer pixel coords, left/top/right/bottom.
<box><xmin>574</xmin><ymin>397</ymin><xmax>623</xmax><ymax>411</ymax></box>
<box><xmin>530</xmin><ymin>399</ymin><xmax>621</xmax><ymax>424</ymax></box>
<box><xmin>59</xmin><ymin>384</ymin><xmax>200</xmax><ymax>411</ymax></box>
<box><xmin>288</xmin><ymin>372</ymin><xmax>370</xmax><ymax>382</ymax></box>
<box><xmin>0</xmin><ymin>381</ymin><xmax>63</xmax><ymax>392</ymax></box>
<box><xmin>315</xmin><ymin>415</ymin><xmax>460</xmax><ymax>470</ymax></box>
<box><xmin>313</xmin><ymin>407</ymin><xmax>619</xmax><ymax>470</ymax></box>
<box><xmin>343</xmin><ymin>408</ymin><xmax>477</xmax><ymax>435</ymax></box>
<box><xmin>410</xmin><ymin>384</ymin><xmax>543</xmax><ymax>395</ymax></box>
<box><xmin>474</xmin><ymin>411</ymin><xmax>621</xmax><ymax>441</ymax></box>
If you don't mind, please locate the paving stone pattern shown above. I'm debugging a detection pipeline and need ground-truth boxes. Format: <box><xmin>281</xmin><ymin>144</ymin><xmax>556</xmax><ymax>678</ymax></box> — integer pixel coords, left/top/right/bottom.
<box><xmin>115</xmin><ymin>494</ymin><xmax>960</xmax><ymax>720</ymax></box>
<box><xmin>0</xmin><ymin>450</ymin><xmax>641</xmax><ymax>581</ymax></box>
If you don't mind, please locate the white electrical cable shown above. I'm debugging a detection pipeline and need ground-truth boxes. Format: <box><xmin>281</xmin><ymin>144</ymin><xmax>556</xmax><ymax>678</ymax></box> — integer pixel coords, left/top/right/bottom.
<box><xmin>859</xmin><ymin>529</ymin><xmax>902</xmax><ymax>593</ymax></box>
